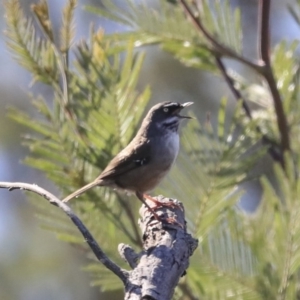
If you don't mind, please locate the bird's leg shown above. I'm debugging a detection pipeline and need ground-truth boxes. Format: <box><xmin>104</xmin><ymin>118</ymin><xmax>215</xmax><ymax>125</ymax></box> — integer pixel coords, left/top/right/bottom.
<box><xmin>143</xmin><ymin>193</ymin><xmax>182</xmax><ymax>210</ymax></box>
<box><xmin>135</xmin><ymin>191</ymin><xmax>164</xmax><ymax>222</ymax></box>
<box><xmin>136</xmin><ymin>192</ymin><xmax>184</xmax><ymax>228</ymax></box>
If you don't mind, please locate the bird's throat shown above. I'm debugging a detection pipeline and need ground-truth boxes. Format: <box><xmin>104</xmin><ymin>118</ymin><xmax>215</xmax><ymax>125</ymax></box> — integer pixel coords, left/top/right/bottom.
<box><xmin>162</xmin><ymin>119</ymin><xmax>180</xmax><ymax>133</ymax></box>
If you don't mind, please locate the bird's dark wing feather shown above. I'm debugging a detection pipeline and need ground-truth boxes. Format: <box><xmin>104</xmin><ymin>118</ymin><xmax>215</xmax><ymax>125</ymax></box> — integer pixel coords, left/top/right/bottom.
<box><xmin>98</xmin><ymin>139</ymin><xmax>151</xmax><ymax>181</ymax></box>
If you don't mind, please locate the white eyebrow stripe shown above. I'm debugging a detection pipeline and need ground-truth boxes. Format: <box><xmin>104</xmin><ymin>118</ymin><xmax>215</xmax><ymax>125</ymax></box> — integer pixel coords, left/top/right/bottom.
<box><xmin>163</xmin><ymin>102</ymin><xmax>180</xmax><ymax>108</ymax></box>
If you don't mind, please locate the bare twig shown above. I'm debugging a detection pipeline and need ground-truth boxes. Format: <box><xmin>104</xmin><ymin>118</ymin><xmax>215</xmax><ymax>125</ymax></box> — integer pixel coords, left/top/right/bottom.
<box><xmin>1</xmin><ymin>183</ymin><xmax>198</xmax><ymax>300</ymax></box>
<box><xmin>258</xmin><ymin>0</ymin><xmax>290</xmax><ymax>156</ymax></box>
<box><xmin>259</xmin><ymin>0</ymin><xmax>271</xmax><ymax>66</ymax></box>
<box><xmin>215</xmin><ymin>56</ymin><xmax>283</xmax><ymax>163</ymax></box>
<box><xmin>179</xmin><ymin>0</ymin><xmax>263</xmax><ymax>71</ymax></box>
<box><xmin>118</xmin><ymin>243</ymin><xmax>139</xmax><ymax>269</ymax></box>
<box><xmin>0</xmin><ymin>182</ymin><xmax>128</xmax><ymax>284</ymax></box>
<box><xmin>215</xmin><ymin>56</ymin><xmax>252</xmax><ymax>119</ymax></box>
<box><xmin>180</xmin><ymin>0</ymin><xmax>288</xmax><ymax>165</ymax></box>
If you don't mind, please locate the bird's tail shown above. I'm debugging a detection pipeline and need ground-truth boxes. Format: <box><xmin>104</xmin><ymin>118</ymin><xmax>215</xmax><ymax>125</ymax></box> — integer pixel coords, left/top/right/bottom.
<box><xmin>62</xmin><ymin>180</ymin><xmax>101</xmax><ymax>203</ymax></box>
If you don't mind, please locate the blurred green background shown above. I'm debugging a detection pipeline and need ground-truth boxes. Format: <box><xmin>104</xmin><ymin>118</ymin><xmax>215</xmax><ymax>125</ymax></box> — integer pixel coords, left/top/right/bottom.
<box><xmin>0</xmin><ymin>0</ymin><xmax>299</xmax><ymax>299</ymax></box>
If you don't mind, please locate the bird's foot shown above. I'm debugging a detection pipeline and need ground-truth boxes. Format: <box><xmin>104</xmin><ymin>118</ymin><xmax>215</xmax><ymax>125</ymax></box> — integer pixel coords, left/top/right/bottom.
<box><xmin>142</xmin><ymin>194</ymin><xmax>184</xmax><ymax>228</ymax></box>
<box><xmin>149</xmin><ymin>214</ymin><xmax>184</xmax><ymax>229</ymax></box>
<box><xmin>163</xmin><ymin>217</ymin><xmax>184</xmax><ymax>229</ymax></box>
<box><xmin>136</xmin><ymin>191</ymin><xmax>184</xmax><ymax>227</ymax></box>
<box><xmin>143</xmin><ymin>194</ymin><xmax>183</xmax><ymax>211</ymax></box>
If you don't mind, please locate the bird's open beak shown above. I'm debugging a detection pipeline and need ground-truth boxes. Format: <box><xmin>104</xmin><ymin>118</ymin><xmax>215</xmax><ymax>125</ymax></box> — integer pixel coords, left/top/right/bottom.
<box><xmin>181</xmin><ymin>102</ymin><xmax>194</xmax><ymax>108</ymax></box>
<box><xmin>178</xmin><ymin>102</ymin><xmax>194</xmax><ymax>119</ymax></box>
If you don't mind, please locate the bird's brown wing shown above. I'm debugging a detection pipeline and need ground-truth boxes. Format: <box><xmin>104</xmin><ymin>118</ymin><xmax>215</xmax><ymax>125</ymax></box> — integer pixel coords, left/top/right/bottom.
<box><xmin>98</xmin><ymin>139</ymin><xmax>151</xmax><ymax>181</ymax></box>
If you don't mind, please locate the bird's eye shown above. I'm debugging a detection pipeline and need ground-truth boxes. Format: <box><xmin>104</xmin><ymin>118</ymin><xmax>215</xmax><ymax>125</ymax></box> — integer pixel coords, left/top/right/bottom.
<box><xmin>163</xmin><ymin>108</ymin><xmax>169</xmax><ymax>112</ymax></box>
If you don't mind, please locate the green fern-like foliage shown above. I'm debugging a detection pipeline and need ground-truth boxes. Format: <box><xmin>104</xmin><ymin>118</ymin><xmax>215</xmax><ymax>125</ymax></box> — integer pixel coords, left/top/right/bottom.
<box><xmin>5</xmin><ymin>0</ymin><xmax>58</xmax><ymax>85</ymax></box>
<box><xmin>5</xmin><ymin>0</ymin><xmax>151</xmax><ymax>292</ymax></box>
<box><xmin>5</xmin><ymin>0</ymin><xmax>300</xmax><ymax>299</ymax></box>
<box><xmin>88</xmin><ymin>0</ymin><xmax>242</xmax><ymax>73</ymax></box>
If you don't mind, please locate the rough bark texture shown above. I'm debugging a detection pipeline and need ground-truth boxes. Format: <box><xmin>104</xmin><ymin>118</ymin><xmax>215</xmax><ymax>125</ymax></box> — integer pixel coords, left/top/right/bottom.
<box><xmin>0</xmin><ymin>182</ymin><xmax>198</xmax><ymax>300</ymax></box>
<box><xmin>119</xmin><ymin>196</ymin><xmax>198</xmax><ymax>300</ymax></box>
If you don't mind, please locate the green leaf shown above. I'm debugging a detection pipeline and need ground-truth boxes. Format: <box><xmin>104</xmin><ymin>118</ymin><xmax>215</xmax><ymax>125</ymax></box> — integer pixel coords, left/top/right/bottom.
<box><xmin>200</xmin><ymin>0</ymin><xmax>242</xmax><ymax>53</ymax></box>
<box><xmin>5</xmin><ymin>0</ymin><xmax>58</xmax><ymax>85</ymax></box>
<box><xmin>88</xmin><ymin>0</ymin><xmax>217</xmax><ymax>73</ymax></box>
<box><xmin>60</xmin><ymin>0</ymin><xmax>77</xmax><ymax>52</ymax></box>
<box><xmin>161</xmin><ymin>40</ymin><xmax>216</xmax><ymax>72</ymax></box>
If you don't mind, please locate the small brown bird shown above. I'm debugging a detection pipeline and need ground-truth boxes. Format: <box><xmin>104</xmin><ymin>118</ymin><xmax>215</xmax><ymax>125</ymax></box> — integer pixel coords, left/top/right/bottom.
<box><xmin>63</xmin><ymin>101</ymin><xmax>193</xmax><ymax>221</ymax></box>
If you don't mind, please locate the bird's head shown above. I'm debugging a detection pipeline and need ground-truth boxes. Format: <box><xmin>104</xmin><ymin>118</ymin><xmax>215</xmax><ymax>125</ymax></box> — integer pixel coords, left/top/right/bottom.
<box><xmin>142</xmin><ymin>101</ymin><xmax>193</xmax><ymax>135</ymax></box>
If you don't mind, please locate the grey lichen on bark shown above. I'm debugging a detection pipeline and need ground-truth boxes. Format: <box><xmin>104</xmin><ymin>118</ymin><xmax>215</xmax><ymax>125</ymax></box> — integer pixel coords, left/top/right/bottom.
<box><xmin>119</xmin><ymin>196</ymin><xmax>198</xmax><ymax>300</ymax></box>
<box><xmin>0</xmin><ymin>182</ymin><xmax>198</xmax><ymax>300</ymax></box>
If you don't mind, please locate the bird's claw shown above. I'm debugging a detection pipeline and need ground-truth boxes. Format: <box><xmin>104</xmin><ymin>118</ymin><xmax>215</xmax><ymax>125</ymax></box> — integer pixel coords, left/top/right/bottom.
<box><xmin>144</xmin><ymin>211</ymin><xmax>184</xmax><ymax>228</ymax></box>
<box><xmin>163</xmin><ymin>217</ymin><xmax>184</xmax><ymax>229</ymax></box>
<box><xmin>143</xmin><ymin>194</ymin><xmax>183</xmax><ymax>211</ymax></box>
<box><xmin>155</xmin><ymin>201</ymin><xmax>183</xmax><ymax>211</ymax></box>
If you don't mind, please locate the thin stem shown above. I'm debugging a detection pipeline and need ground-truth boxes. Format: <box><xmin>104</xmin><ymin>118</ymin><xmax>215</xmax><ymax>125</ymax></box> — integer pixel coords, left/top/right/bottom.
<box><xmin>31</xmin><ymin>11</ymin><xmax>70</xmax><ymax>113</ymax></box>
<box><xmin>71</xmin><ymin>186</ymin><xmax>139</xmax><ymax>246</ymax></box>
<box><xmin>215</xmin><ymin>56</ymin><xmax>283</xmax><ymax>164</ymax></box>
<box><xmin>179</xmin><ymin>0</ymin><xmax>263</xmax><ymax>72</ymax></box>
<box><xmin>181</xmin><ymin>0</ymin><xmax>289</xmax><ymax>163</ymax></box>
<box><xmin>259</xmin><ymin>0</ymin><xmax>271</xmax><ymax>65</ymax></box>
<box><xmin>258</xmin><ymin>0</ymin><xmax>290</xmax><ymax>155</ymax></box>
<box><xmin>265</xmin><ymin>71</ymin><xmax>290</xmax><ymax>153</ymax></box>
<box><xmin>215</xmin><ymin>56</ymin><xmax>252</xmax><ymax>119</ymax></box>
<box><xmin>279</xmin><ymin>209</ymin><xmax>297</xmax><ymax>299</ymax></box>
<box><xmin>31</xmin><ymin>8</ymin><xmax>90</xmax><ymax>148</ymax></box>
<box><xmin>0</xmin><ymin>182</ymin><xmax>128</xmax><ymax>284</ymax></box>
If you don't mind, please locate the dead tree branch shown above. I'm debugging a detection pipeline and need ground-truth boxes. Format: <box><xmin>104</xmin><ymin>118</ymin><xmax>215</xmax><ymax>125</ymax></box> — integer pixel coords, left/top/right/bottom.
<box><xmin>0</xmin><ymin>182</ymin><xmax>198</xmax><ymax>300</ymax></box>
